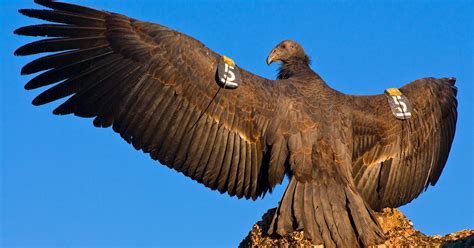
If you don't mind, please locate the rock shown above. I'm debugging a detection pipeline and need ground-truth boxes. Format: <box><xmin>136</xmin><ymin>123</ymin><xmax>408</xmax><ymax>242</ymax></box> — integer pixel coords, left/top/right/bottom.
<box><xmin>239</xmin><ymin>208</ymin><xmax>474</xmax><ymax>247</ymax></box>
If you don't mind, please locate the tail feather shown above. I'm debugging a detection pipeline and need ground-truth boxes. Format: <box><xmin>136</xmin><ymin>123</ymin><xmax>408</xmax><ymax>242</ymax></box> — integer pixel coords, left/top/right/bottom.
<box><xmin>345</xmin><ymin>186</ymin><xmax>385</xmax><ymax>245</ymax></box>
<box><xmin>273</xmin><ymin>178</ymin><xmax>296</xmax><ymax>234</ymax></box>
<box><xmin>302</xmin><ymin>184</ymin><xmax>321</xmax><ymax>242</ymax></box>
<box><xmin>292</xmin><ymin>181</ymin><xmax>305</xmax><ymax>230</ymax></box>
<box><xmin>269</xmin><ymin>177</ymin><xmax>385</xmax><ymax>247</ymax></box>
<box><xmin>319</xmin><ymin>183</ymin><xmax>347</xmax><ymax>246</ymax></box>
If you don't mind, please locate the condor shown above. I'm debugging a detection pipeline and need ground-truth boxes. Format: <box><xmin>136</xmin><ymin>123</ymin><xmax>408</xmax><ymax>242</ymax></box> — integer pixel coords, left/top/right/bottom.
<box><xmin>15</xmin><ymin>1</ymin><xmax>457</xmax><ymax>247</ymax></box>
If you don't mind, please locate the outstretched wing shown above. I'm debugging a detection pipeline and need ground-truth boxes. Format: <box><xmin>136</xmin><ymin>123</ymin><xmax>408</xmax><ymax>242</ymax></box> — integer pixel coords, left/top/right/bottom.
<box><xmin>14</xmin><ymin>0</ymin><xmax>291</xmax><ymax>200</ymax></box>
<box><xmin>349</xmin><ymin>77</ymin><xmax>457</xmax><ymax>210</ymax></box>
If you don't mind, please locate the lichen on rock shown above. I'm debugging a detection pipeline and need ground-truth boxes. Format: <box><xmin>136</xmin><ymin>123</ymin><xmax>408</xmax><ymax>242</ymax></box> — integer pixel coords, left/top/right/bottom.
<box><xmin>239</xmin><ymin>208</ymin><xmax>474</xmax><ymax>248</ymax></box>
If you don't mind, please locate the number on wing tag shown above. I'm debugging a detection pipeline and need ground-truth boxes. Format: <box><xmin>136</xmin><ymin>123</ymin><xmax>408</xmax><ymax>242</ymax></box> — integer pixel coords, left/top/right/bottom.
<box><xmin>217</xmin><ymin>56</ymin><xmax>241</xmax><ymax>89</ymax></box>
<box><xmin>385</xmin><ymin>88</ymin><xmax>412</xmax><ymax>120</ymax></box>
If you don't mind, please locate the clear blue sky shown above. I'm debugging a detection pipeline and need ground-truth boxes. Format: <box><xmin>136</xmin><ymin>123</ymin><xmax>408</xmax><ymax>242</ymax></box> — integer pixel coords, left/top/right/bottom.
<box><xmin>1</xmin><ymin>1</ymin><xmax>472</xmax><ymax>247</ymax></box>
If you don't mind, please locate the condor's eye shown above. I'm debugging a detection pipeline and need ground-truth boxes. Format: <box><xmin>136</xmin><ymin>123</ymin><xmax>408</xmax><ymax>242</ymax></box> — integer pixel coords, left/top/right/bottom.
<box><xmin>291</xmin><ymin>45</ymin><xmax>295</xmax><ymax>49</ymax></box>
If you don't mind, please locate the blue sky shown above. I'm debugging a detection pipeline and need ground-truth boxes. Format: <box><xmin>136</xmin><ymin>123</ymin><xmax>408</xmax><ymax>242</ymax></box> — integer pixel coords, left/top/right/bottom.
<box><xmin>1</xmin><ymin>1</ymin><xmax>473</xmax><ymax>247</ymax></box>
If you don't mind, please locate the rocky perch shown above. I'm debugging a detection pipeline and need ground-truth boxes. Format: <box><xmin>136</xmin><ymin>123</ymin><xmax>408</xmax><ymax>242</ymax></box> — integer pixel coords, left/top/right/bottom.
<box><xmin>239</xmin><ymin>208</ymin><xmax>473</xmax><ymax>247</ymax></box>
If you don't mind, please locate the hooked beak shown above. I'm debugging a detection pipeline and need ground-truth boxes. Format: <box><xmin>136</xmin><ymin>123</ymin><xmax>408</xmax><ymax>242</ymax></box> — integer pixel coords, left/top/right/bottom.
<box><xmin>266</xmin><ymin>49</ymin><xmax>279</xmax><ymax>65</ymax></box>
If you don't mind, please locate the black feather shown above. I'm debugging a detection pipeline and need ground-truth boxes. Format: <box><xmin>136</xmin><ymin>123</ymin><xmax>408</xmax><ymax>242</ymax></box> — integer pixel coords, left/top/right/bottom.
<box><xmin>15</xmin><ymin>37</ymin><xmax>107</xmax><ymax>56</ymax></box>
<box><xmin>15</xmin><ymin>24</ymin><xmax>106</xmax><ymax>38</ymax></box>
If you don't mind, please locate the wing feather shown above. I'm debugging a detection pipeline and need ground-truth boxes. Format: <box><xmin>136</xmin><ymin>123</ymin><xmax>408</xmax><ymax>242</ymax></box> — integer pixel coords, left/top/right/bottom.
<box><xmin>15</xmin><ymin>36</ymin><xmax>107</xmax><ymax>55</ymax></box>
<box><xmin>15</xmin><ymin>24</ymin><xmax>106</xmax><ymax>38</ymax></box>
<box><xmin>350</xmin><ymin>78</ymin><xmax>457</xmax><ymax>210</ymax></box>
<box><xmin>15</xmin><ymin>0</ymin><xmax>300</xmax><ymax>199</ymax></box>
<box><xmin>18</xmin><ymin>9</ymin><xmax>105</xmax><ymax>26</ymax></box>
<box><xmin>209</xmin><ymin>126</ymin><xmax>231</xmax><ymax>190</ymax></box>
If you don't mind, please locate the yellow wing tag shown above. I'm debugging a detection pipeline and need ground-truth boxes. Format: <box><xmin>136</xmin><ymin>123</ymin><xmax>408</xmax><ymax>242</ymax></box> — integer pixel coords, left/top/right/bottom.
<box><xmin>384</xmin><ymin>88</ymin><xmax>412</xmax><ymax>120</ymax></box>
<box><xmin>217</xmin><ymin>55</ymin><xmax>241</xmax><ymax>89</ymax></box>
<box><xmin>385</xmin><ymin>88</ymin><xmax>402</xmax><ymax>96</ymax></box>
<box><xmin>222</xmin><ymin>56</ymin><xmax>236</xmax><ymax>67</ymax></box>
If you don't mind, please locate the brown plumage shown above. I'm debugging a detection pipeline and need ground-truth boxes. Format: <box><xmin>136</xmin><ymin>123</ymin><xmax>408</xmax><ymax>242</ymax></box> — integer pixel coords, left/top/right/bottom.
<box><xmin>14</xmin><ymin>1</ymin><xmax>458</xmax><ymax>247</ymax></box>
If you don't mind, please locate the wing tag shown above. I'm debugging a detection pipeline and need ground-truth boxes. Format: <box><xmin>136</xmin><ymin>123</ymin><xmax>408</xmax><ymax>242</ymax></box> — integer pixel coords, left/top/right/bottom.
<box><xmin>217</xmin><ymin>56</ymin><xmax>241</xmax><ymax>89</ymax></box>
<box><xmin>385</xmin><ymin>88</ymin><xmax>412</xmax><ymax>120</ymax></box>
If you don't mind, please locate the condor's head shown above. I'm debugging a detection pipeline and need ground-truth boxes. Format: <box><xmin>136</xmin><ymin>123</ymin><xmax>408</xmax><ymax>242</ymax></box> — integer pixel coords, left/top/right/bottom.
<box><xmin>266</xmin><ymin>40</ymin><xmax>310</xmax><ymax>65</ymax></box>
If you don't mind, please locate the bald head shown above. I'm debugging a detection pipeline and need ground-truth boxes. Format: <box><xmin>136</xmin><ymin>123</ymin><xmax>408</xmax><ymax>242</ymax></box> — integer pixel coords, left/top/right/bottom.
<box><xmin>267</xmin><ymin>40</ymin><xmax>308</xmax><ymax>65</ymax></box>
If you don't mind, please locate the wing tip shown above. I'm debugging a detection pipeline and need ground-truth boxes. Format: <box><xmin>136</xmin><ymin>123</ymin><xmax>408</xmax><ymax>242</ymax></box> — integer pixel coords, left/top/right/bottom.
<box><xmin>24</xmin><ymin>80</ymin><xmax>39</xmax><ymax>90</ymax></box>
<box><xmin>52</xmin><ymin>106</ymin><xmax>65</xmax><ymax>115</ymax></box>
<box><xmin>31</xmin><ymin>98</ymin><xmax>42</xmax><ymax>106</ymax></box>
<box><xmin>34</xmin><ymin>0</ymin><xmax>57</xmax><ymax>9</ymax></box>
<box><xmin>447</xmin><ymin>77</ymin><xmax>456</xmax><ymax>85</ymax></box>
<box><xmin>14</xmin><ymin>47</ymin><xmax>25</xmax><ymax>56</ymax></box>
<box><xmin>13</xmin><ymin>45</ymin><xmax>32</xmax><ymax>57</ymax></box>
<box><xmin>13</xmin><ymin>27</ymin><xmax>23</xmax><ymax>36</ymax></box>
<box><xmin>440</xmin><ymin>77</ymin><xmax>458</xmax><ymax>96</ymax></box>
<box><xmin>24</xmin><ymin>84</ymin><xmax>33</xmax><ymax>90</ymax></box>
<box><xmin>14</xmin><ymin>25</ymin><xmax>43</xmax><ymax>37</ymax></box>
<box><xmin>18</xmin><ymin>9</ymin><xmax>36</xmax><ymax>17</ymax></box>
<box><xmin>20</xmin><ymin>61</ymin><xmax>39</xmax><ymax>75</ymax></box>
<box><xmin>31</xmin><ymin>93</ymin><xmax>54</xmax><ymax>106</ymax></box>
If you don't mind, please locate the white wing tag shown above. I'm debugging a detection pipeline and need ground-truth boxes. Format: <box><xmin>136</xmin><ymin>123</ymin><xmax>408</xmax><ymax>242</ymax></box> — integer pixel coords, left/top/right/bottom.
<box><xmin>217</xmin><ymin>56</ymin><xmax>241</xmax><ymax>89</ymax></box>
<box><xmin>385</xmin><ymin>88</ymin><xmax>412</xmax><ymax>120</ymax></box>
